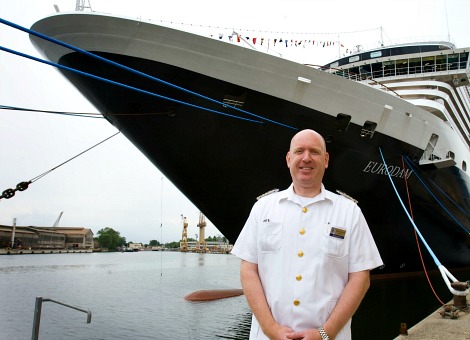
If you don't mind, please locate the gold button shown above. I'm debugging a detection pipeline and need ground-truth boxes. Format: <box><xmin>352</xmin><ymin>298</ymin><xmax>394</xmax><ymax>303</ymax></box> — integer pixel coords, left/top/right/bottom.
<box><xmin>298</xmin><ymin>250</ymin><xmax>304</xmax><ymax>257</ymax></box>
<box><xmin>302</xmin><ymin>207</ymin><xmax>308</xmax><ymax>213</ymax></box>
<box><xmin>293</xmin><ymin>300</ymin><xmax>300</xmax><ymax>306</ymax></box>
<box><xmin>299</xmin><ymin>228</ymin><xmax>305</xmax><ymax>235</ymax></box>
<box><xmin>296</xmin><ymin>274</ymin><xmax>302</xmax><ymax>281</ymax></box>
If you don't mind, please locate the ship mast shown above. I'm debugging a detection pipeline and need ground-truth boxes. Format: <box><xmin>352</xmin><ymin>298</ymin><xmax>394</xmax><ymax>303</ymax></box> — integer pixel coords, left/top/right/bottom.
<box><xmin>75</xmin><ymin>0</ymin><xmax>92</xmax><ymax>12</ymax></box>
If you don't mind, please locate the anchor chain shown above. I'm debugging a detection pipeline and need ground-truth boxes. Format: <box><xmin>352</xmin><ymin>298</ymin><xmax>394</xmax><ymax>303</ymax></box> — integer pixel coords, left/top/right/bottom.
<box><xmin>0</xmin><ymin>181</ymin><xmax>31</xmax><ymax>200</ymax></box>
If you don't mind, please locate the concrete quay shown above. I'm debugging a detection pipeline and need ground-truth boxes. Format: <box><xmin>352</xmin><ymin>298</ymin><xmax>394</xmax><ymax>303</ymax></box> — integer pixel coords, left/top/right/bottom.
<box><xmin>0</xmin><ymin>248</ymin><xmax>93</xmax><ymax>255</ymax></box>
<box><xmin>394</xmin><ymin>298</ymin><xmax>469</xmax><ymax>339</ymax></box>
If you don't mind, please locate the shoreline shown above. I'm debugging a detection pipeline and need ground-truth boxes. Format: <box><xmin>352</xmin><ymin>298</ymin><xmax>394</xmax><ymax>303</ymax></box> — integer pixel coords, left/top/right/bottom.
<box><xmin>0</xmin><ymin>248</ymin><xmax>93</xmax><ymax>255</ymax></box>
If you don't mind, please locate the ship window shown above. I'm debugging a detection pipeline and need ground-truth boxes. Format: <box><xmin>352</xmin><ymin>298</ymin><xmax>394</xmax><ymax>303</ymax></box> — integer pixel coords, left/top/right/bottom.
<box><xmin>459</xmin><ymin>52</ymin><xmax>469</xmax><ymax>69</ymax></box>
<box><xmin>359</xmin><ymin>65</ymin><xmax>371</xmax><ymax>79</ymax></box>
<box><xmin>383</xmin><ymin>61</ymin><xmax>395</xmax><ymax>77</ymax></box>
<box><xmin>463</xmin><ymin>161</ymin><xmax>467</xmax><ymax>172</ymax></box>
<box><xmin>396</xmin><ymin>59</ymin><xmax>409</xmax><ymax>75</ymax></box>
<box><xmin>435</xmin><ymin>55</ymin><xmax>447</xmax><ymax>71</ymax></box>
<box><xmin>409</xmin><ymin>57</ymin><xmax>421</xmax><ymax>74</ymax></box>
<box><xmin>371</xmin><ymin>62</ymin><xmax>383</xmax><ymax>78</ymax></box>
<box><xmin>423</xmin><ymin>56</ymin><xmax>435</xmax><ymax>72</ymax></box>
<box><xmin>360</xmin><ymin>121</ymin><xmax>377</xmax><ymax>138</ymax></box>
<box><xmin>335</xmin><ymin>113</ymin><xmax>351</xmax><ymax>132</ymax></box>
<box><xmin>349</xmin><ymin>55</ymin><xmax>360</xmax><ymax>63</ymax></box>
<box><xmin>448</xmin><ymin>53</ymin><xmax>459</xmax><ymax>70</ymax></box>
<box><xmin>348</xmin><ymin>66</ymin><xmax>360</xmax><ymax>80</ymax></box>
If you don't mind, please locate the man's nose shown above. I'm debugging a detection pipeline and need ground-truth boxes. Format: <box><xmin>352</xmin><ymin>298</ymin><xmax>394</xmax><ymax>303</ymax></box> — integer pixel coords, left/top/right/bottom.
<box><xmin>301</xmin><ymin>151</ymin><xmax>311</xmax><ymax>161</ymax></box>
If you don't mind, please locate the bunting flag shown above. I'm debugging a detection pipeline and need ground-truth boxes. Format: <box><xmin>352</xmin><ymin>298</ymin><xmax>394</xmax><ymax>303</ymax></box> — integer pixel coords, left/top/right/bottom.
<box><xmin>220</xmin><ymin>32</ymin><xmax>352</xmax><ymax>54</ymax></box>
<box><xmin>147</xmin><ymin>17</ymin><xmax>379</xmax><ymax>58</ymax></box>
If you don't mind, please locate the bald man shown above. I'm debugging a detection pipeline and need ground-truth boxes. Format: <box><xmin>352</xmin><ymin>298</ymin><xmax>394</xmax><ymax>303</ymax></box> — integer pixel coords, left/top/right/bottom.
<box><xmin>231</xmin><ymin>129</ymin><xmax>383</xmax><ymax>340</ymax></box>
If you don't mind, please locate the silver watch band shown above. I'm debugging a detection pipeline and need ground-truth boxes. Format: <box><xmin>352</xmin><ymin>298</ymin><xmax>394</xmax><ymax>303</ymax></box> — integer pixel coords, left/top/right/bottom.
<box><xmin>318</xmin><ymin>326</ymin><xmax>331</xmax><ymax>340</ymax></box>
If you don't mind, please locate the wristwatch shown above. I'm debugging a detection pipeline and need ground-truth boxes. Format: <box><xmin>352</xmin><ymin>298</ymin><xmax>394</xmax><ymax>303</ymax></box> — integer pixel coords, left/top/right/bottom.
<box><xmin>318</xmin><ymin>326</ymin><xmax>331</xmax><ymax>340</ymax></box>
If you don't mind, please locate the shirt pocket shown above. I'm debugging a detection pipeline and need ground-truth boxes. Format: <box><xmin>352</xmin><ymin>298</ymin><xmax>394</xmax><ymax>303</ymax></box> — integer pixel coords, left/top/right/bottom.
<box><xmin>257</xmin><ymin>222</ymin><xmax>282</xmax><ymax>253</ymax></box>
<box><xmin>320</xmin><ymin>224</ymin><xmax>348</xmax><ymax>258</ymax></box>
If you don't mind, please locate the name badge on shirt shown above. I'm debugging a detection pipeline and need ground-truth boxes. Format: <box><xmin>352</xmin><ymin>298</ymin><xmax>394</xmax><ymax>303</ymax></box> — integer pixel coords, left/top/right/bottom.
<box><xmin>329</xmin><ymin>227</ymin><xmax>346</xmax><ymax>239</ymax></box>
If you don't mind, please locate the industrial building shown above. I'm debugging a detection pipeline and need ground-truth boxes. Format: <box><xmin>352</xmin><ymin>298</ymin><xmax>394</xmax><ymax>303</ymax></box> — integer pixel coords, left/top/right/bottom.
<box><xmin>0</xmin><ymin>225</ymin><xmax>94</xmax><ymax>250</ymax></box>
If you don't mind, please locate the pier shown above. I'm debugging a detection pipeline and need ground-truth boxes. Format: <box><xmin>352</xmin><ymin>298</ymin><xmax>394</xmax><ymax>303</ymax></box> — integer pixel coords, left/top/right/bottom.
<box><xmin>0</xmin><ymin>248</ymin><xmax>93</xmax><ymax>255</ymax></box>
<box><xmin>395</xmin><ymin>299</ymin><xmax>469</xmax><ymax>339</ymax></box>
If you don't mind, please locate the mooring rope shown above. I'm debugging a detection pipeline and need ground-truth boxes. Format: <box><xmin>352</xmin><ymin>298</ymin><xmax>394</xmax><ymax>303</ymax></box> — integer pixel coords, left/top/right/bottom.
<box><xmin>0</xmin><ymin>17</ymin><xmax>297</xmax><ymax>131</ymax></box>
<box><xmin>0</xmin><ymin>132</ymin><xmax>120</xmax><ymax>201</ymax></box>
<box><xmin>378</xmin><ymin>147</ymin><xmax>469</xmax><ymax>297</ymax></box>
<box><xmin>0</xmin><ymin>44</ymin><xmax>264</xmax><ymax>126</ymax></box>
<box><xmin>400</xmin><ymin>156</ymin><xmax>446</xmax><ymax>305</ymax></box>
<box><xmin>402</xmin><ymin>155</ymin><xmax>470</xmax><ymax>230</ymax></box>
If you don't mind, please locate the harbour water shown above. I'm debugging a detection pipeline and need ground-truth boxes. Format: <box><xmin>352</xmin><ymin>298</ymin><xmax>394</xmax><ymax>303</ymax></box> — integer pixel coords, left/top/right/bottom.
<box><xmin>1</xmin><ymin>251</ymin><xmax>467</xmax><ymax>339</ymax></box>
<box><xmin>0</xmin><ymin>251</ymin><xmax>251</xmax><ymax>340</ymax></box>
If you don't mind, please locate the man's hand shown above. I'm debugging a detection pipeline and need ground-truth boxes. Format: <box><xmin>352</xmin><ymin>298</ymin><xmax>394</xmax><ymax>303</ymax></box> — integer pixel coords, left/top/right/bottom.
<box><xmin>286</xmin><ymin>328</ymin><xmax>321</xmax><ymax>340</ymax></box>
<box><xmin>265</xmin><ymin>324</ymin><xmax>296</xmax><ymax>339</ymax></box>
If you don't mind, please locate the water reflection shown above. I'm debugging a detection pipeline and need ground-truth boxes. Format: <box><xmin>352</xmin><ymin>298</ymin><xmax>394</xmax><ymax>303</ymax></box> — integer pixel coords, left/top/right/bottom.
<box><xmin>217</xmin><ymin>311</ymin><xmax>252</xmax><ymax>339</ymax></box>
<box><xmin>0</xmin><ymin>264</ymin><xmax>89</xmax><ymax>274</ymax></box>
<box><xmin>198</xmin><ymin>253</ymin><xmax>205</xmax><ymax>267</ymax></box>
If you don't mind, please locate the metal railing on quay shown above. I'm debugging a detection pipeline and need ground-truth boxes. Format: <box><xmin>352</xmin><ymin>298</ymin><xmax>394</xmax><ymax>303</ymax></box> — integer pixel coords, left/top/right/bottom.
<box><xmin>31</xmin><ymin>297</ymin><xmax>92</xmax><ymax>340</ymax></box>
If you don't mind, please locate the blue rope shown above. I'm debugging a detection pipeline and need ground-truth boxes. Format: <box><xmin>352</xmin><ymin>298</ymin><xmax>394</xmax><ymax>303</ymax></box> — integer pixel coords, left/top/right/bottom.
<box><xmin>405</xmin><ymin>157</ymin><xmax>470</xmax><ymax>222</ymax></box>
<box><xmin>0</xmin><ymin>44</ymin><xmax>263</xmax><ymax>125</ymax></box>
<box><xmin>0</xmin><ymin>17</ymin><xmax>297</xmax><ymax>131</ymax></box>
<box><xmin>378</xmin><ymin>147</ymin><xmax>442</xmax><ymax>267</ymax></box>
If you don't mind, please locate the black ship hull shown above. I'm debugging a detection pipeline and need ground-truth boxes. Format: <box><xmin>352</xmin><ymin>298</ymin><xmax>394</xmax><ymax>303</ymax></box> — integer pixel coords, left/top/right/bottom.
<box><xmin>29</xmin><ymin>13</ymin><xmax>470</xmax><ymax>277</ymax></box>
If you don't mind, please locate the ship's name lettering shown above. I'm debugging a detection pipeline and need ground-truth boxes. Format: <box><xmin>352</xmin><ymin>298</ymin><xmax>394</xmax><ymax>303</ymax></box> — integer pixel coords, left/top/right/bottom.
<box><xmin>362</xmin><ymin>161</ymin><xmax>412</xmax><ymax>179</ymax></box>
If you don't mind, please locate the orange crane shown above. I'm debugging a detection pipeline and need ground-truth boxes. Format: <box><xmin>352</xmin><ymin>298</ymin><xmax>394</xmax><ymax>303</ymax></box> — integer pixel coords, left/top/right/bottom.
<box><xmin>197</xmin><ymin>211</ymin><xmax>207</xmax><ymax>253</ymax></box>
<box><xmin>180</xmin><ymin>215</ymin><xmax>189</xmax><ymax>252</ymax></box>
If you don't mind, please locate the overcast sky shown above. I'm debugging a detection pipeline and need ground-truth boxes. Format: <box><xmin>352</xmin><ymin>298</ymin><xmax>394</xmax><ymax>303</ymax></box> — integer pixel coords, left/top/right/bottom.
<box><xmin>1</xmin><ymin>0</ymin><xmax>469</xmax><ymax>244</ymax></box>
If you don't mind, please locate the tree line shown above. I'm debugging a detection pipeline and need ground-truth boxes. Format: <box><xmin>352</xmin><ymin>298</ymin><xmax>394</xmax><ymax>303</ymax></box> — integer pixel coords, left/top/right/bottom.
<box><xmin>95</xmin><ymin>227</ymin><xmax>227</xmax><ymax>251</ymax></box>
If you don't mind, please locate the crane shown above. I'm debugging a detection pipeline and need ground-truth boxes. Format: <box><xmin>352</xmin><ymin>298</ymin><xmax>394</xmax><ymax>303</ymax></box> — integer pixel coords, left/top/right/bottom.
<box><xmin>52</xmin><ymin>211</ymin><xmax>63</xmax><ymax>228</ymax></box>
<box><xmin>197</xmin><ymin>211</ymin><xmax>207</xmax><ymax>253</ymax></box>
<box><xmin>180</xmin><ymin>215</ymin><xmax>189</xmax><ymax>252</ymax></box>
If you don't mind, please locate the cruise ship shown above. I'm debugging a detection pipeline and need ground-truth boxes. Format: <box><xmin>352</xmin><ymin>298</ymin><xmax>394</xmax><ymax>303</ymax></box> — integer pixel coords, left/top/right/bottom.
<box><xmin>26</xmin><ymin>10</ymin><xmax>469</xmax><ymax>277</ymax></box>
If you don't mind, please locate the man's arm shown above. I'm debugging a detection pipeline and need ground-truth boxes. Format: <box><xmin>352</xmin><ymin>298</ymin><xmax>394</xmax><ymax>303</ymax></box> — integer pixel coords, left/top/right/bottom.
<box><xmin>240</xmin><ymin>260</ymin><xmax>294</xmax><ymax>339</ymax></box>
<box><xmin>323</xmin><ymin>270</ymin><xmax>370</xmax><ymax>338</ymax></box>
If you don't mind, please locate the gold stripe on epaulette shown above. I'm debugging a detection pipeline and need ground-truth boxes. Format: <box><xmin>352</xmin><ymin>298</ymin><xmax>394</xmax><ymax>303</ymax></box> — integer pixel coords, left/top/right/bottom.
<box><xmin>256</xmin><ymin>189</ymin><xmax>279</xmax><ymax>200</ymax></box>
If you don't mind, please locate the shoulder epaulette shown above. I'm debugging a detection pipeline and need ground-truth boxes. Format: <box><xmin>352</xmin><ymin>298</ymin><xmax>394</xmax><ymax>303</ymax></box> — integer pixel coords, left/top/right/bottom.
<box><xmin>256</xmin><ymin>188</ymin><xmax>279</xmax><ymax>201</ymax></box>
<box><xmin>336</xmin><ymin>190</ymin><xmax>359</xmax><ymax>204</ymax></box>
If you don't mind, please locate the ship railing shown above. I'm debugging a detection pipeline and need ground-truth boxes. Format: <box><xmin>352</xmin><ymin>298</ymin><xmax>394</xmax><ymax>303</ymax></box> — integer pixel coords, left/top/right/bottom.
<box><xmin>308</xmin><ymin>64</ymin><xmax>402</xmax><ymax>97</ymax></box>
<box><xmin>371</xmin><ymin>61</ymin><xmax>469</xmax><ymax>79</ymax></box>
<box><xmin>320</xmin><ymin>55</ymin><xmax>469</xmax><ymax>84</ymax></box>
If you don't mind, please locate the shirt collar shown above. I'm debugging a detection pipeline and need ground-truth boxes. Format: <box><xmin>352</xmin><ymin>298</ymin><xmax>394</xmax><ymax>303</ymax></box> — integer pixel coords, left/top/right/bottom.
<box><xmin>279</xmin><ymin>183</ymin><xmax>333</xmax><ymax>204</ymax></box>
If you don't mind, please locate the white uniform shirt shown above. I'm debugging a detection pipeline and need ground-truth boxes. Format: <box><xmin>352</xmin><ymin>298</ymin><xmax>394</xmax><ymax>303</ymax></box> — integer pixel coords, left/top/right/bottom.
<box><xmin>231</xmin><ymin>184</ymin><xmax>383</xmax><ymax>340</ymax></box>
